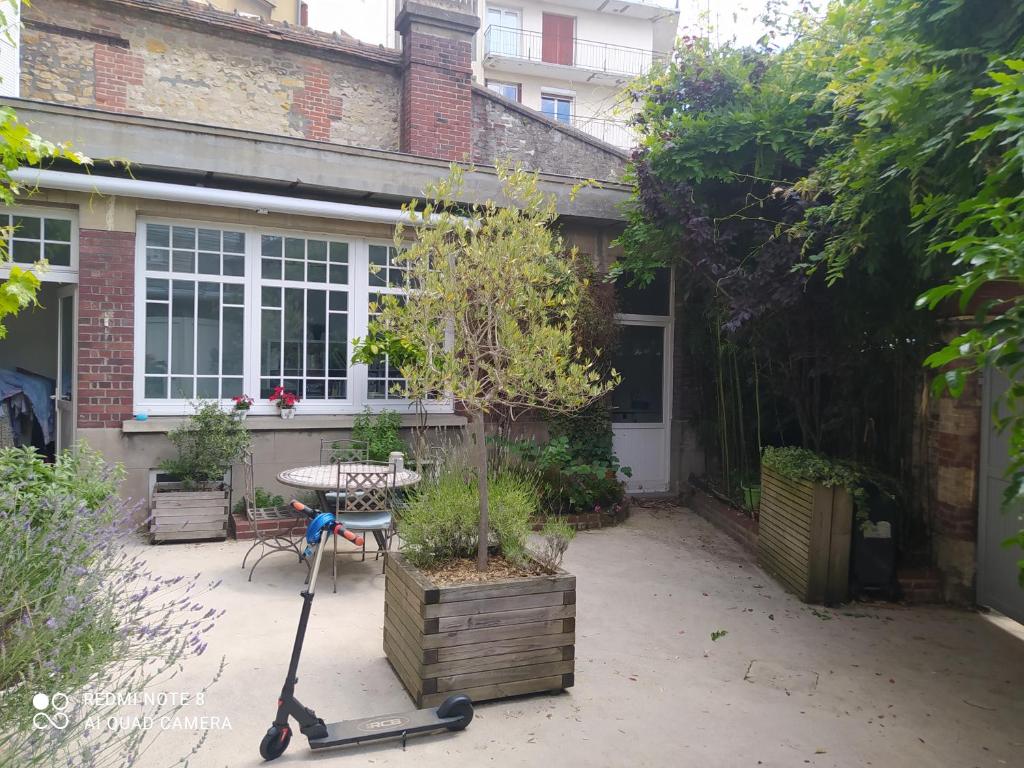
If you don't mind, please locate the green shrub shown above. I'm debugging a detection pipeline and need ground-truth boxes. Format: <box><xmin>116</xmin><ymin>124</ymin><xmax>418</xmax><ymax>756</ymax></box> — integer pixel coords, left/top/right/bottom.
<box><xmin>399</xmin><ymin>463</ymin><xmax>537</xmax><ymax>569</ymax></box>
<box><xmin>161</xmin><ymin>401</ymin><xmax>251</xmax><ymax>488</ymax></box>
<box><xmin>0</xmin><ymin>447</ymin><xmax>220</xmax><ymax>766</ymax></box>
<box><xmin>233</xmin><ymin>487</ymin><xmax>285</xmax><ymax>514</ymax></box>
<box><xmin>535</xmin><ymin>517</ymin><xmax>576</xmax><ymax>571</ymax></box>
<box><xmin>352</xmin><ymin>408</ymin><xmax>406</xmax><ymax>462</ymax></box>
<box><xmin>760</xmin><ymin>446</ymin><xmax>859</xmax><ymax>488</ymax></box>
<box><xmin>495</xmin><ymin>433</ymin><xmax>630</xmax><ymax>515</ymax></box>
<box><xmin>0</xmin><ymin>443</ymin><xmax>123</xmax><ymax>527</ymax></box>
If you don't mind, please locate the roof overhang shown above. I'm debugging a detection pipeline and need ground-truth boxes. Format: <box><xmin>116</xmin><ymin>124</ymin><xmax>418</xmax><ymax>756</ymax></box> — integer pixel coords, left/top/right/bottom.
<box><xmin>4</xmin><ymin>99</ymin><xmax>629</xmax><ymax>222</ymax></box>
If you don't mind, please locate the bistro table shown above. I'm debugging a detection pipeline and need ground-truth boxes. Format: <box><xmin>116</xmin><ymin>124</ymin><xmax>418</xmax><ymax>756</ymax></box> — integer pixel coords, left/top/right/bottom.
<box><xmin>277</xmin><ymin>462</ymin><xmax>421</xmax><ymax>550</ymax></box>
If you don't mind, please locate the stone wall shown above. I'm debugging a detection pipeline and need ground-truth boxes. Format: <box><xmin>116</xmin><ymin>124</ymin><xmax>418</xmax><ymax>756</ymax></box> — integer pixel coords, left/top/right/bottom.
<box><xmin>471</xmin><ymin>87</ymin><xmax>628</xmax><ymax>182</ymax></box>
<box><xmin>21</xmin><ymin>0</ymin><xmax>402</xmax><ymax>150</ymax></box>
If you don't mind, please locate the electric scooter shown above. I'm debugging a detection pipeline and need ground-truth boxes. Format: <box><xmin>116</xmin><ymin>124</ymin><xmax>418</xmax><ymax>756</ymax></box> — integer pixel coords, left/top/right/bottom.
<box><xmin>259</xmin><ymin>500</ymin><xmax>474</xmax><ymax>761</ymax></box>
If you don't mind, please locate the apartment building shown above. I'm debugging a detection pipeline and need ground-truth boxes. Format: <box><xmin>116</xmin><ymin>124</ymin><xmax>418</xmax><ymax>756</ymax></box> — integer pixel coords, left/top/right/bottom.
<box><xmin>207</xmin><ymin>0</ymin><xmax>307</xmax><ymax>24</ymax></box>
<box><xmin>477</xmin><ymin>0</ymin><xmax>678</xmax><ymax>149</ymax></box>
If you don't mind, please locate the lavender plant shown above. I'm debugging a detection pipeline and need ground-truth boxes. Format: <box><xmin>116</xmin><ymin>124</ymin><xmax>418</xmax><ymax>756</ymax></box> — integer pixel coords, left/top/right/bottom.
<box><xmin>0</xmin><ymin>445</ymin><xmax>223</xmax><ymax>767</ymax></box>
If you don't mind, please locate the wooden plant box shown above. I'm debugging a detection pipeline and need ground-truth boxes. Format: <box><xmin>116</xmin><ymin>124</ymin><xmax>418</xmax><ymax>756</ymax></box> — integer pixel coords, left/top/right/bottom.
<box><xmin>383</xmin><ymin>553</ymin><xmax>576</xmax><ymax>708</ymax></box>
<box><xmin>758</xmin><ymin>466</ymin><xmax>853</xmax><ymax>604</ymax></box>
<box><xmin>150</xmin><ymin>482</ymin><xmax>229</xmax><ymax>543</ymax></box>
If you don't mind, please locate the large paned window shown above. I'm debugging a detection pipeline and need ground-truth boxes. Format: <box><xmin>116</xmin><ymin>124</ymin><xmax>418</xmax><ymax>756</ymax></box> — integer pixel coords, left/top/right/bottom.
<box><xmin>136</xmin><ymin>222</ymin><xmax>435</xmax><ymax>415</ymax></box>
<box><xmin>0</xmin><ymin>209</ymin><xmax>77</xmax><ymax>282</ymax></box>
<box><xmin>259</xmin><ymin>235</ymin><xmax>350</xmax><ymax>401</ymax></box>
<box><xmin>142</xmin><ymin>224</ymin><xmax>246</xmax><ymax>400</ymax></box>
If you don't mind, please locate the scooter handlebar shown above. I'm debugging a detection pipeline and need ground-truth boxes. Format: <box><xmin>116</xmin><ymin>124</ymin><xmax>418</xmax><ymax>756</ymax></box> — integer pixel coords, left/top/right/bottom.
<box><xmin>334</xmin><ymin>524</ymin><xmax>364</xmax><ymax>547</ymax></box>
<box><xmin>290</xmin><ymin>499</ymin><xmax>317</xmax><ymax>519</ymax></box>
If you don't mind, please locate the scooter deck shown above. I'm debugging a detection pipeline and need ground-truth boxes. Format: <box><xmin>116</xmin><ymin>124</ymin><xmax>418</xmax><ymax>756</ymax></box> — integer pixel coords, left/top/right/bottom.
<box><xmin>308</xmin><ymin>707</ymin><xmax>458</xmax><ymax>750</ymax></box>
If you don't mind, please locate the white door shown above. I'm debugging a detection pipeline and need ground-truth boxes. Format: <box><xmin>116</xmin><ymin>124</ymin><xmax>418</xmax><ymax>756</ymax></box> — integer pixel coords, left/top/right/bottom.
<box><xmin>54</xmin><ymin>285</ymin><xmax>76</xmax><ymax>453</ymax></box>
<box><xmin>978</xmin><ymin>367</ymin><xmax>1024</xmax><ymax>624</ymax></box>
<box><xmin>611</xmin><ymin>269</ymin><xmax>673</xmax><ymax>494</ymax></box>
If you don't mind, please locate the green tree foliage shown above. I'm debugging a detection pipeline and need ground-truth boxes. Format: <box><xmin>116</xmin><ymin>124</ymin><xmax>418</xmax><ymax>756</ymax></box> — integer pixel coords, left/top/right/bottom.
<box><xmin>353</xmin><ymin>166</ymin><xmax>616</xmax><ymax>570</ymax></box>
<box><xmin>619</xmin><ymin>0</ymin><xmax>1024</xmax><ymax>575</ymax></box>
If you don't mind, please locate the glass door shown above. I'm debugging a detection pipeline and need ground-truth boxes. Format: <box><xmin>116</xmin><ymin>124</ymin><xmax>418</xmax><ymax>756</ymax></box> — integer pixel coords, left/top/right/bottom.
<box><xmin>486</xmin><ymin>6</ymin><xmax>521</xmax><ymax>57</ymax></box>
<box><xmin>611</xmin><ymin>269</ymin><xmax>672</xmax><ymax>493</ymax></box>
<box><xmin>55</xmin><ymin>285</ymin><xmax>76</xmax><ymax>453</ymax></box>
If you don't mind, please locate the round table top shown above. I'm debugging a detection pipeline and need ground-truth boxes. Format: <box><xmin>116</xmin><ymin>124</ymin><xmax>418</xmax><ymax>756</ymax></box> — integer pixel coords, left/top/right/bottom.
<box><xmin>277</xmin><ymin>462</ymin><xmax>421</xmax><ymax>491</ymax></box>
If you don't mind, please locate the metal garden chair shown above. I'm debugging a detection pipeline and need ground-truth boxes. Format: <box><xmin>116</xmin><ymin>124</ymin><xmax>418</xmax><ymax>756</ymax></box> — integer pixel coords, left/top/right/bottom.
<box><xmin>240</xmin><ymin>451</ymin><xmax>308</xmax><ymax>582</ymax></box>
<box><xmin>330</xmin><ymin>462</ymin><xmax>397</xmax><ymax>591</ymax></box>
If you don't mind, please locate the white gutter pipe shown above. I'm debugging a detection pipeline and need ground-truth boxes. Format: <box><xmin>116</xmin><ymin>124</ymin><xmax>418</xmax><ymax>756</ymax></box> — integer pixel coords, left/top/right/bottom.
<box><xmin>10</xmin><ymin>168</ymin><xmax>436</xmax><ymax>226</ymax></box>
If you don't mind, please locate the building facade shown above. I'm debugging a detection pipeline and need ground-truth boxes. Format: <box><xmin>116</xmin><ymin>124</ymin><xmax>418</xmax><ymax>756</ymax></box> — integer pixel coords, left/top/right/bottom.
<box><xmin>0</xmin><ymin>0</ymin><xmax>691</xmax><ymax>514</ymax></box>
<box><xmin>476</xmin><ymin>0</ymin><xmax>678</xmax><ymax>149</ymax></box>
<box><xmin>207</xmin><ymin>0</ymin><xmax>307</xmax><ymax>24</ymax></box>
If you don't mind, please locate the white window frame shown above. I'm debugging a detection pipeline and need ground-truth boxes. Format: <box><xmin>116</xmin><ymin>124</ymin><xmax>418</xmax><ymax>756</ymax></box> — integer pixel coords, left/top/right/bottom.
<box><xmin>133</xmin><ymin>218</ymin><xmax>453</xmax><ymax>417</ymax></box>
<box><xmin>255</xmin><ymin>226</ymin><xmax>355</xmax><ymax>412</ymax></box>
<box><xmin>486</xmin><ymin>79</ymin><xmax>522</xmax><ymax>103</ymax></box>
<box><xmin>540</xmin><ymin>90</ymin><xmax>575</xmax><ymax>124</ymax></box>
<box><xmin>485</xmin><ymin>5</ymin><xmax>522</xmax><ymax>57</ymax></box>
<box><xmin>0</xmin><ymin>206</ymin><xmax>79</xmax><ymax>284</ymax></box>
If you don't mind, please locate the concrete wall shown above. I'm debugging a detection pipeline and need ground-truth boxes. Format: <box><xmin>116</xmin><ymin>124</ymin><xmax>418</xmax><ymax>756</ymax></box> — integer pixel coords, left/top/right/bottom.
<box><xmin>481</xmin><ymin>69</ymin><xmax>633</xmax><ymax>128</ymax></box>
<box><xmin>471</xmin><ymin>87</ymin><xmax>627</xmax><ymax>181</ymax></box>
<box><xmin>21</xmin><ymin>0</ymin><xmax>401</xmax><ymax>149</ymax></box>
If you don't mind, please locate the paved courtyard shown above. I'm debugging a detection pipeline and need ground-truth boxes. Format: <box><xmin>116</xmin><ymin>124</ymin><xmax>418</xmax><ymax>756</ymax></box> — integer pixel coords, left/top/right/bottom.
<box><xmin>132</xmin><ymin>504</ymin><xmax>1024</xmax><ymax>768</ymax></box>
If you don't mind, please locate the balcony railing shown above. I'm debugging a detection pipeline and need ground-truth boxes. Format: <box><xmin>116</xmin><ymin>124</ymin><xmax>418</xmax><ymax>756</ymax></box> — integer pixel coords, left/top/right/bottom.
<box><xmin>571</xmin><ymin>115</ymin><xmax>638</xmax><ymax>150</ymax></box>
<box><xmin>483</xmin><ymin>25</ymin><xmax>661</xmax><ymax>78</ymax></box>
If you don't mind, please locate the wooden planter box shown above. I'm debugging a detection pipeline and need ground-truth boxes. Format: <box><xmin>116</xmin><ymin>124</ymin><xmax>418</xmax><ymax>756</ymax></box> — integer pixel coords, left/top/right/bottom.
<box><xmin>383</xmin><ymin>553</ymin><xmax>576</xmax><ymax>708</ymax></box>
<box><xmin>758</xmin><ymin>467</ymin><xmax>853</xmax><ymax>604</ymax></box>
<box><xmin>150</xmin><ymin>482</ymin><xmax>230</xmax><ymax>543</ymax></box>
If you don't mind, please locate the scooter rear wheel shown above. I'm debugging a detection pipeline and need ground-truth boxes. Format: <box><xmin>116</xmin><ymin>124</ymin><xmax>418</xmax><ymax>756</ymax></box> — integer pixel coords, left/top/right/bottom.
<box><xmin>259</xmin><ymin>725</ymin><xmax>291</xmax><ymax>761</ymax></box>
<box><xmin>436</xmin><ymin>694</ymin><xmax>474</xmax><ymax>731</ymax></box>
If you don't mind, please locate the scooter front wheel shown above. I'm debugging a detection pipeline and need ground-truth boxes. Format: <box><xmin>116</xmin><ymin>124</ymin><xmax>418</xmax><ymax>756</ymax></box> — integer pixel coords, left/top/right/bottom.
<box><xmin>436</xmin><ymin>694</ymin><xmax>474</xmax><ymax>731</ymax></box>
<box><xmin>259</xmin><ymin>725</ymin><xmax>291</xmax><ymax>761</ymax></box>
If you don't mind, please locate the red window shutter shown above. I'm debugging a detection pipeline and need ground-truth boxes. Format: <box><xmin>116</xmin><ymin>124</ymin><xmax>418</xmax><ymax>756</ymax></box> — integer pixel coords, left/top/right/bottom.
<box><xmin>542</xmin><ymin>14</ymin><xmax>574</xmax><ymax>66</ymax></box>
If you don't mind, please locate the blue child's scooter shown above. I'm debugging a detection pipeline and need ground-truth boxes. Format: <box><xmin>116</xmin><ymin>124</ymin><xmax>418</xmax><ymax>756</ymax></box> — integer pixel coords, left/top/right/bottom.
<box><xmin>259</xmin><ymin>500</ymin><xmax>473</xmax><ymax>761</ymax></box>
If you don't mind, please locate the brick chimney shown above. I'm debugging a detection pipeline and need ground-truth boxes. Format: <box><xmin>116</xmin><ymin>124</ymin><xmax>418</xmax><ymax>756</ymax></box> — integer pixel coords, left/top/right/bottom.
<box><xmin>395</xmin><ymin>0</ymin><xmax>480</xmax><ymax>161</ymax></box>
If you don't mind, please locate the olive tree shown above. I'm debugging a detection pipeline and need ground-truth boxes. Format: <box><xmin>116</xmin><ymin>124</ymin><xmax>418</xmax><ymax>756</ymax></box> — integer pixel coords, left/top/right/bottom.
<box><xmin>354</xmin><ymin>165</ymin><xmax>615</xmax><ymax>570</ymax></box>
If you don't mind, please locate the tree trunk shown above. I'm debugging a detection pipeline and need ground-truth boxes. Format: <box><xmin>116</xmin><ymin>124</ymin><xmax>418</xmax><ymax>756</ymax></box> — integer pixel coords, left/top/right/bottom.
<box><xmin>471</xmin><ymin>412</ymin><xmax>490</xmax><ymax>571</ymax></box>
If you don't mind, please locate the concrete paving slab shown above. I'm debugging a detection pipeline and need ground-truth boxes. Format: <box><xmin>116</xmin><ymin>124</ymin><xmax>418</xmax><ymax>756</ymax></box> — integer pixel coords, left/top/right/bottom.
<box><xmin>120</xmin><ymin>504</ymin><xmax>1024</xmax><ymax>768</ymax></box>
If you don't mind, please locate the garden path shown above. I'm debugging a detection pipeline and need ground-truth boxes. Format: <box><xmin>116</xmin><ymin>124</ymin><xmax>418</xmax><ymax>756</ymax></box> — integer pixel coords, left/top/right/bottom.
<box><xmin>129</xmin><ymin>503</ymin><xmax>1024</xmax><ymax>767</ymax></box>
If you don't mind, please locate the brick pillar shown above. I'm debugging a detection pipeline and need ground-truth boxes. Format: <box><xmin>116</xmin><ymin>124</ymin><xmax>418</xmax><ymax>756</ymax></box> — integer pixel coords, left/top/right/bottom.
<box><xmin>291</xmin><ymin>63</ymin><xmax>343</xmax><ymax>142</ymax></box>
<box><xmin>93</xmin><ymin>43</ymin><xmax>144</xmax><ymax>113</ymax></box>
<box><xmin>922</xmin><ymin>320</ymin><xmax>982</xmax><ymax>603</ymax></box>
<box><xmin>78</xmin><ymin>230</ymin><xmax>135</xmax><ymax>428</ymax></box>
<box><xmin>396</xmin><ymin>0</ymin><xmax>479</xmax><ymax>161</ymax></box>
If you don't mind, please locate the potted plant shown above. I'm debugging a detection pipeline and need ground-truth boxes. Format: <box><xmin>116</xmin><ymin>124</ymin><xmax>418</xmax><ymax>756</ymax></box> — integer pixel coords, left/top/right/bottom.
<box><xmin>758</xmin><ymin>446</ymin><xmax>855</xmax><ymax>604</ymax></box>
<box><xmin>353</xmin><ymin>166</ymin><xmax>616</xmax><ymax>705</ymax></box>
<box><xmin>352</xmin><ymin>408</ymin><xmax>406</xmax><ymax>461</ymax></box>
<box><xmin>231</xmin><ymin>394</ymin><xmax>254</xmax><ymax>421</ymax></box>
<box><xmin>268</xmin><ymin>386</ymin><xmax>300</xmax><ymax>419</ymax></box>
<box><xmin>151</xmin><ymin>401</ymin><xmax>251</xmax><ymax>542</ymax></box>
<box><xmin>384</xmin><ymin>457</ymin><xmax>578</xmax><ymax>707</ymax></box>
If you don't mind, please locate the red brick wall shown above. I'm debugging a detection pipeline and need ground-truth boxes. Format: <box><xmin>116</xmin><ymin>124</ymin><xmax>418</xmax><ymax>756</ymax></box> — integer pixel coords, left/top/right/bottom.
<box><xmin>93</xmin><ymin>42</ymin><xmax>143</xmax><ymax>113</ymax></box>
<box><xmin>291</xmin><ymin>63</ymin><xmax>343</xmax><ymax>141</ymax></box>
<box><xmin>399</xmin><ymin>25</ymin><xmax>473</xmax><ymax>161</ymax></box>
<box><xmin>77</xmin><ymin>230</ymin><xmax>135</xmax><ymax>428</ymax></box>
